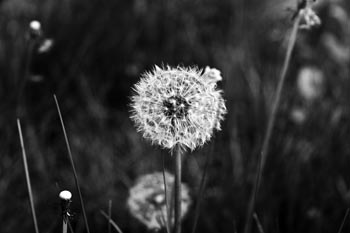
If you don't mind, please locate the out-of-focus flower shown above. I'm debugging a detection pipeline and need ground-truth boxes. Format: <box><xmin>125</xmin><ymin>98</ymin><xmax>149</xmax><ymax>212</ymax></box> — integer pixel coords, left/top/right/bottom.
<box><xmin>38</xmin><ymin>38</ymin><xmax>54</xmax><ymax>53</ymax></box>
<box><xmin>297</xmin><ymin>66</ymin><xmax>324</xmax><ymax>101</ymax></box>
<box><xmin>127</xmin><ymin>172</ymin><xmax>191</xmax><ymax>230</ymax></box>
<box><xmin>290</xmin><ymin>107</ymin><xmax>307</xmax><ymax>124</ymax></box>
<box><xmin>130</xmin><ymin>65</ymin><xmax>226</xmax><ymax>151</ymax></box>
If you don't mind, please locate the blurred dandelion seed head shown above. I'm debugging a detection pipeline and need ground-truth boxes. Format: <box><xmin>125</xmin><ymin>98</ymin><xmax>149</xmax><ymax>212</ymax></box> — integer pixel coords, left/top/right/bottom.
<box><xmin>127</xmin><ymin>172</ymin><xmax>191</xmax><ymax>230</ymax></box>
<box><xmin>299</xmin><ymin>3</ymin><xmax>321</xmax><ymax>29</ymax></box>
<box><xmin>297</xmin><ymin>66</ymin><xmax>324</xmax><ymax>101</ymax></box>
<box><xmin>130</xmin><ymin>65</ymin><xmax>227</xmax><ymax>151</ymax></box>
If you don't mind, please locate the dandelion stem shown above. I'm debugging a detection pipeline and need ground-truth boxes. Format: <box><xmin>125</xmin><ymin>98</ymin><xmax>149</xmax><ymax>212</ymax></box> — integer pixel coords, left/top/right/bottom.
<box><xmin>62</xmin><ymin>219</ymin><xmax>67</xmax><ymax>233</ymax></box>
<box><xmin>54</xmin><ymin>95</ymin><xmax>90</xmax><ymax>233</ymax></box>
<box><xmin>17</xmin><ymin>119</ymin><xmax>40</xmax><ymax>233</ymax></box>
<box><xmin>243</xmin><ymin>13</ymin><xmax>302</xmax><ymax>233</ymax></box>
<box><xmin>162</xmin><ymin>154</ymin><xmax>171</xmax><ymax>233</ymax></box>
<box><xmin>174</xmin><ymin>147</ymin><xmax>182</xmax><ymax>233</ymax></box>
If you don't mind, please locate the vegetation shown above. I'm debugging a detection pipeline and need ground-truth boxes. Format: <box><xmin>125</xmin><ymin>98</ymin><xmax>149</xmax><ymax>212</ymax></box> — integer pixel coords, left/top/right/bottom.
<box><xmin>0</xmin><ymin>0</ymin><xmax>349</xmax><ymax>233</ymax></box>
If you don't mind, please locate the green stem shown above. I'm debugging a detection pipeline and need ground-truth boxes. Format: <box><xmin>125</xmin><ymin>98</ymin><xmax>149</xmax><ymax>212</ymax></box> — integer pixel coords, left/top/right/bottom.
<box><xmin>174</xmin><ymin>147</ymin><xmax>182</xmax><ymax>233</ymax></box>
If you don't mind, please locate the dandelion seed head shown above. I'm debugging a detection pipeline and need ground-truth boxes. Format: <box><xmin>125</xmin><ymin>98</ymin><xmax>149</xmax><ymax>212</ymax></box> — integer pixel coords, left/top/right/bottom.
<box><xmin>130</xmin><ymin>66</ymin><xmax>227</xmax><ymax>151</ymax></box>
<box><xmin>127</xmin><ymin>172</ymin><xmax>191</xmax><ymax>230</ymax></box>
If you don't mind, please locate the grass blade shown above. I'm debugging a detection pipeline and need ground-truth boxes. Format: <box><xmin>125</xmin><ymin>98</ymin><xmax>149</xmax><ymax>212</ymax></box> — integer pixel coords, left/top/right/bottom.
<box><xmin>191</xmin><ymin>153</ymin><xmax>210</xmax><ymax>233</ymax></box>
<box><xmin>100</xmin><ymin>210</ymin><xmax>124</xmax><ymax>233</ymax></box>
<box><xmin>243</xmin><ymin>13</ymin><xmax>302</xmax><ymax>233</ymax></box>
<box><xmin>54</xmin><ymin>94</ymin><xmax>90</xmax><ymax>233</ymax></box>
<box><xmin>108</xmin><ymin>200</ymin><xmax>112</xmax><ymax>233</ymax></box>
<box><xmin>253</xmin><ymin>213</ymin><xmax>265</xmax><ymax>233</ymax></box>
<box><xmin>17</xmin><ymin>119</ymin><xmax>40</xmax><ymax>233</ymax></box>
<box><xmin>337</xmin><ymin>208</ymin><xmax>349</xmax><ymax>233</ymax></box>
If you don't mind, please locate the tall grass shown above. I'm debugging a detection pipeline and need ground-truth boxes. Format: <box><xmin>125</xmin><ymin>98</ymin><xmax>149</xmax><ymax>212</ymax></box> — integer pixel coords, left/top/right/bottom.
<box><xmin>17</xmin><ymin>119</ymin><xmax>40</xmax><ymax>233</ymax></box>
<box><xmin>244</xmin><ymin>11</ymin><xmax>302</xmax><ymax>233</ymax></box>
<box><xmin>54</xmin><ymin>95</ymin><xmax>90</xmax><ymax>233</ymax></box>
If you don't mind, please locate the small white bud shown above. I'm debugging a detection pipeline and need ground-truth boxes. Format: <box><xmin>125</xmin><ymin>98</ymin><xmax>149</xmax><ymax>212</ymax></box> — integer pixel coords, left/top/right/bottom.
<box><xmin>59</xmin><ymin>190</ymin><xmax>72</xmax><ymax>201</ymax></box>
<box><xmin>29</xmin><ymin>20</ymin><xmax>41</xmax><ymax>31</ymax></box>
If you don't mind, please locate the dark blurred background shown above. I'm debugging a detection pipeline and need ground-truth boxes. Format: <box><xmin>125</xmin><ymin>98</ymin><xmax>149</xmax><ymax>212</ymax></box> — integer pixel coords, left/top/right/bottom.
<box><xmin>0</xmin><ymin>0</ymin><xmax>350</xmax><ymax>232</ymax></box>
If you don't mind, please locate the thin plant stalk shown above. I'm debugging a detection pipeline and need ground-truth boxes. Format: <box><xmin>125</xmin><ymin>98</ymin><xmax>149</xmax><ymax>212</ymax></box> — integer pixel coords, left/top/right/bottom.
<box><xmin>68</xmin><ymin>220</ymin><xmax>75</xmax><ymax>233</ymax></box>
<box><xmin>108</xmin><ymin>200</ymin><xmax>112</xmax><ymax>233</ymax></box>
<box><xmin>337</xmin><ymin>208</ymin><xmax>349</xmax><ymax>233</ymax></box>
<box><xmin>17</xmin><ymin>119</ymin><xmax>40</xmax><ymax>233</ymax></box>
<box><xmin>54</xmin><ymin>95</ymin><xmax>90</xmax><ymax>233</ymax></box>
<box><xmin>174</xmin><ymin>146</ymin><xmax>182</xmax><ymax>233</ymax></box>
<box><xmin>62</xmin><ymin>219</ymin><xmax>67</xmax><ymax>233</ymax></box>
<box><xmin>191</xmin><ymin>153</ymin><xmax>210</xmax><ymax>233</ymax></box>
<box><xmin>100</xmin><ymin>210</ymin><xmax>124</xmax><ymax>233</ymax></box>
<box><xmin>243</xmin><ymin>14</ymin><xmax>302</xmax><ymax>233</ymax></box>
<box><xmin>162</xmin><ymin>154</ymin><xmax>171</xmax><ymax>233</ymax></box>
<box><xmin>253</xmin><ymin>213</ymin><xmax>265</xmax><ymax>233</ymax></box>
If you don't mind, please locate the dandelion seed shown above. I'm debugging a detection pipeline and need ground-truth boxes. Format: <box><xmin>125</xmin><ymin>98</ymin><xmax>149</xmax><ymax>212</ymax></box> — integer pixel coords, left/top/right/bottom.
<box><xmin>130</xmin><ymin>65</ymin><xmax>226</xmax><ymax>151</ymax></box>
<box><xmin>127</xmin><ymin>172</ymin><xmax>191</xmax><ymax>230</ymax></box>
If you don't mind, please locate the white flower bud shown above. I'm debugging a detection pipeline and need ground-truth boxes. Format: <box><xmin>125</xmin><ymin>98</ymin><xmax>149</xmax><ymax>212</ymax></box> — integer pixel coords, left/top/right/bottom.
<box><xmin>59</xmin><ymin>190</ymin><xmax>72</xmax><ymax>201</ymax></box>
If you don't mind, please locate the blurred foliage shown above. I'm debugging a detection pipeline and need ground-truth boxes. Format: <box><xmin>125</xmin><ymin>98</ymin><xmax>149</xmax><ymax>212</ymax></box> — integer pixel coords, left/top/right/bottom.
<box><xmin>0</xmin><ymin>0</ymin><xmax>350</xmax><ymax>233</ymax></box>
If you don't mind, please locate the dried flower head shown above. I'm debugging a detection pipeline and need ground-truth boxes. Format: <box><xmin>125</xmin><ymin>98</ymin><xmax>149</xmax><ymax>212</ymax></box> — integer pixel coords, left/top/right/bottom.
<box><xmin>297</xmin><ymin>66</ymin><xmax>324</xmax><ymax>101</ymax></box>
<box><xmin>130</xmin><ymin>65</ymin><xmax>226</xmax><ymax>151</ymax></box>
<box><xmin>127</xmin><ymin>172</ymin><xmax>191</xmax><ymax>230</ymax></box>
<box><xmin>298</xmin><ymin>1</ymin><xmax>321</xmax><ymax>29</ymax></box>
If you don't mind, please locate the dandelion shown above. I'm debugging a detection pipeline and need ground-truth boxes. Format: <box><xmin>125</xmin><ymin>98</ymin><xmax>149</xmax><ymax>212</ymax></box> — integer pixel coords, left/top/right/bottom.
<box><xmin>127</xmin><ymin>172</ymin><xmax>191</xmax><ymax>230</ymax></box>
<box><xmin>130</xmin><ymin>65</ymin><xmax>226</xmax><ymax>152</ymax></box>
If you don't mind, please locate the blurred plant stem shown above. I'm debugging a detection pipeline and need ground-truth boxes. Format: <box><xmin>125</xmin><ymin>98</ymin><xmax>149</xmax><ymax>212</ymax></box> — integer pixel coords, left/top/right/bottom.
<box><xmin>243</xmin><ymin>12</ymin><xmax>302</xmax><ymax>233</ymax></box>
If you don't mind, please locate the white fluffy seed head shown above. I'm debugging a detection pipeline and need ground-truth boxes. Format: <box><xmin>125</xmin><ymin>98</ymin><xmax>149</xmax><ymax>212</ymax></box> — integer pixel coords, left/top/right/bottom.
<box><xmin>29</xmin><ymin>20</ymin><xmax>41</xmax><ymax>31</ymax></box>
<box><xmin>59</xmin><ymin>190</ymin><xmax>72</xmax><ymax>200</ymax></box>
<box><xmin>130</xmin><ymin>65</ymin><xmax>227</xmax><ymax>151</ymax></box>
